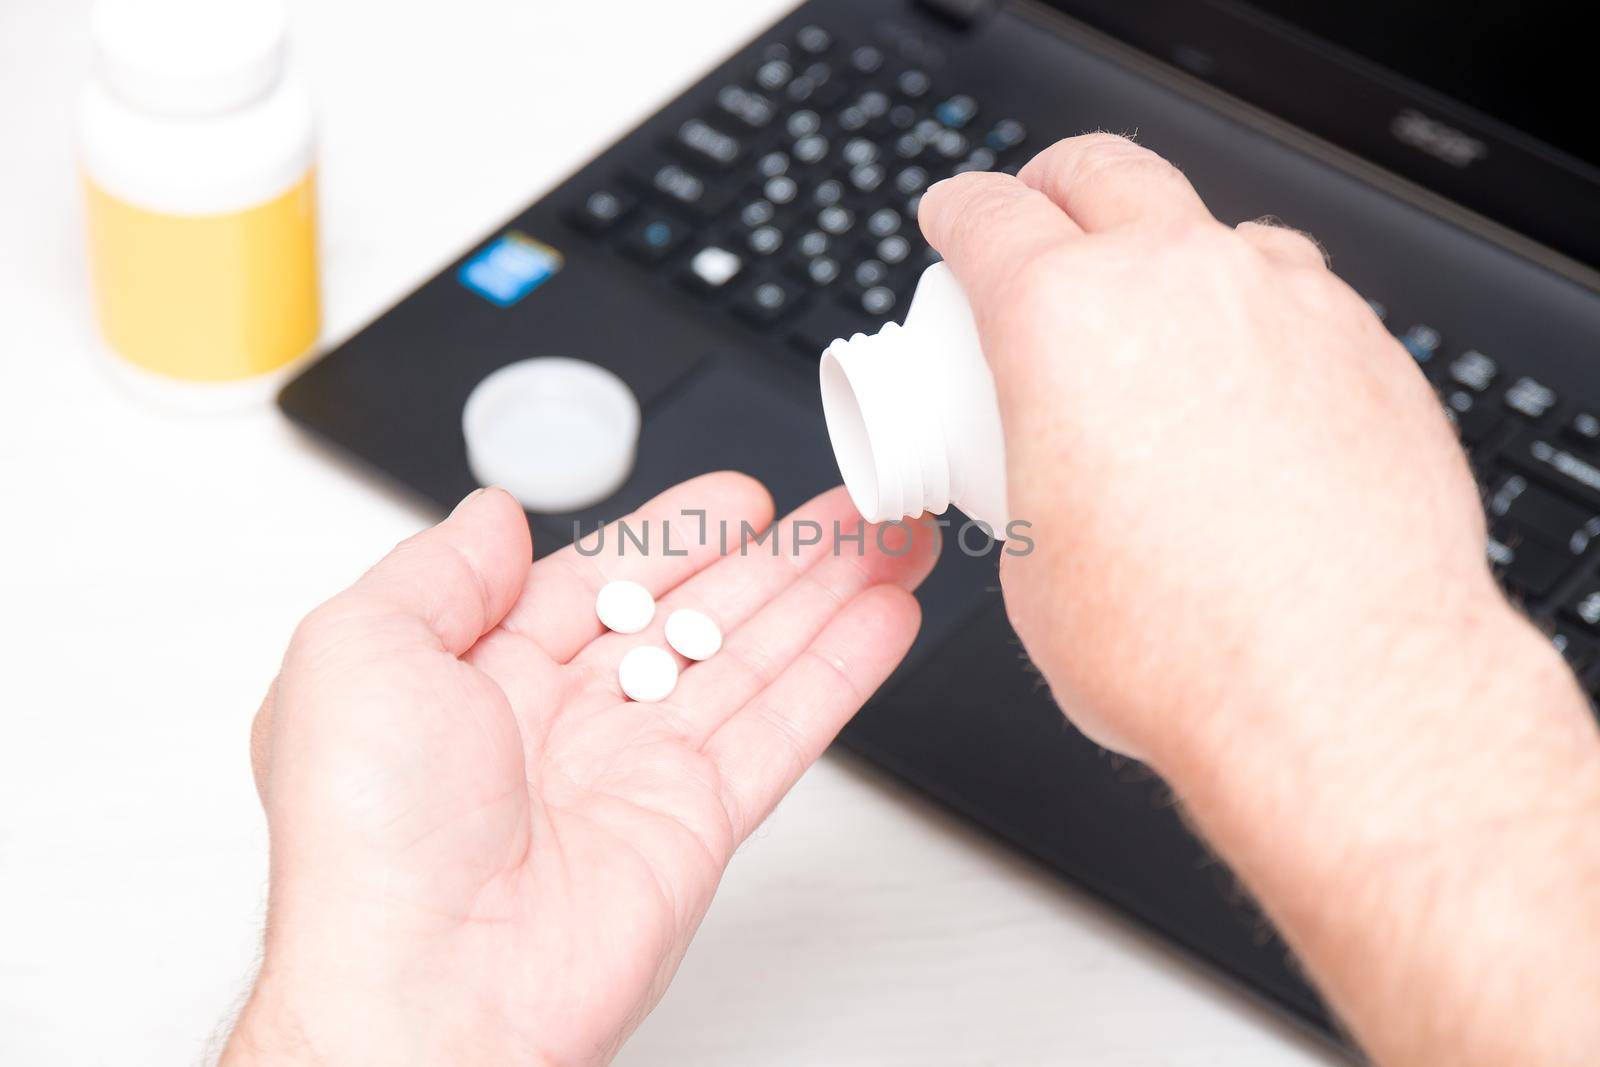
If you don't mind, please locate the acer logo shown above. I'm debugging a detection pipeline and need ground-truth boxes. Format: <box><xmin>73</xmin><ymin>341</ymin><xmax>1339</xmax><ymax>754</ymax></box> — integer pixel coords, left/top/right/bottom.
<box><xmin>1390</xmin><ymin>108</ymin><xmax>1488</xmax><ymax>168</ymax></box>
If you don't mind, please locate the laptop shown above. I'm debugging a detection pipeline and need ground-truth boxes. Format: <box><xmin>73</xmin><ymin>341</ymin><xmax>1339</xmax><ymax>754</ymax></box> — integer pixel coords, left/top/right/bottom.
<box><xmin>279</xmin><ymin>0</ymin><xmax>1600</xmax><ymax>1042</ymax></box>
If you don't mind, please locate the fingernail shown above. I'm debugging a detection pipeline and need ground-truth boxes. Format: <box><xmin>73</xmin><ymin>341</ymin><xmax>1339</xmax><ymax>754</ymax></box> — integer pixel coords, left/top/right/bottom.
<box><xmin>452</xmin><ymin>487</ymin><xmax>490</xmax><ymax>515</ymax></box>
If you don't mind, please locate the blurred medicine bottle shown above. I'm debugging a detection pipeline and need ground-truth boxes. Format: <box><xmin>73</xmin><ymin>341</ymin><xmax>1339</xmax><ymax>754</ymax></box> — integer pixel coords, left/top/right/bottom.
<box><xmin>80</xmin><ymin>0</ymin><xmax>319</xmax><ymax>401</ymax></box>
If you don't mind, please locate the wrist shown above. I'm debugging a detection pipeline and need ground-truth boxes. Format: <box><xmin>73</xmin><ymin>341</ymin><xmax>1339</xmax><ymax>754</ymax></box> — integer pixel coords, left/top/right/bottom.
<box><xmin>1154</xmin><ymin>587</ymin><xmax>1596</xmax><ymax>828</ymax></box>
<box><xmin>221</xmin><ymin>951</ymin><xmax>558</xmax><ymax>1067</ymax></box>
<box><xmin>220</xmin><ymin>985</ymin><xmax>318</xmax><ymax>1067</ymax></box>
<box><xmin>1153</xmin><ymin>586</ymin><xmax>1597</xmax><ymax>878</ymax></box>
<box><xmin>1152</xmin><ymin>588</ymin><xmax>1600</xmax><ymax>1064</ymax></box>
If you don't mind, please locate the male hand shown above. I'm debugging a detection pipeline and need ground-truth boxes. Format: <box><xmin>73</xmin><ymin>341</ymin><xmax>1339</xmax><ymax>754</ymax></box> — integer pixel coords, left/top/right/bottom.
<box><xmin>922</xmin><ymin>132</ymin><xmax>1499</xmax><ymax>759</ymax></box>
<box><xmin>225</xmin><ymin>475</ymin><xmax>935</xmax><ymax>1066</ymax></box>
<box><xmin>920</xmin><ymin>134</ymin><xmax>1600</xmax><ymax>1066</ymax></box>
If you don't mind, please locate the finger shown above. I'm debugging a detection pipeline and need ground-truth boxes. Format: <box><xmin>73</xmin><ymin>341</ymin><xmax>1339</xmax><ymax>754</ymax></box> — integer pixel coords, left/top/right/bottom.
<box><xmin>500</xmin><ymin>471</ymin><xmax>775</xmax><ymax>663</ymax></box>
<box><xmin>706</xmin><ymin>584</ymin><xmax>922</xmax><ymax>841</ymax></box>
<box><xmin>917</xmin><ymin>170</ymin><xmax>1083</xmax><ymax>312</ymax></box>
<box><xmin>299</xmin><ymin>487</ymin><xmax>532</xmax><ymax>656</ymax></box>
<box><xmin>1236</xmin><ymin>217</ymin><xmax>1329</xmax><ymax>271</ymax></box>
<box><xmin>664</xmin><ymin>514</ymin><xmax>938</xmax><ymax>741</ymax></box>
<box><xmin>1017</xmin><ymin>131</ymin><xmax>1213</xmax><ymax>232</ymax></box>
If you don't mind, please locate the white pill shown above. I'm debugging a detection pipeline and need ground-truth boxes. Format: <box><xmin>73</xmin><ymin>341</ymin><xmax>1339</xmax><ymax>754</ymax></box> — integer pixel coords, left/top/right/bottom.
<box><xmin>664</xmin><ymin>608</ymin><xmax>723</xmax><ymax>661</ymax></box>
<box><xmin>596</xmin><ymin>580</ymin><xmax>654</xmax><ymax>634</ymax></box>
<box><xmin>618</xmin><ymin>645</ymin><xmax>679</xmax><ymax>702</ymax></box>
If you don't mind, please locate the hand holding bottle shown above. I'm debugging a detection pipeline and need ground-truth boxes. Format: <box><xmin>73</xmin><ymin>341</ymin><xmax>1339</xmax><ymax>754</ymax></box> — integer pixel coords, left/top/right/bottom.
<box><xmin>918</xmin><ymin>131</ymin><xmax>1502</xmax><ymax>762</ymax></box>
<box><xmin>918</xmin><ymin>132</ymin><xmax>1600</xmax><ymax>1067</ymax></box>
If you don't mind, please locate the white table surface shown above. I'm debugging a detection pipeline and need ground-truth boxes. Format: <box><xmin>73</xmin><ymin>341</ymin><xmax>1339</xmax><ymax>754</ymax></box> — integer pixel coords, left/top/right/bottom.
<box><xmin>0</xmin><ymin>2</ymin><xmax>1346</xmax><ymax>1063</ymax></box>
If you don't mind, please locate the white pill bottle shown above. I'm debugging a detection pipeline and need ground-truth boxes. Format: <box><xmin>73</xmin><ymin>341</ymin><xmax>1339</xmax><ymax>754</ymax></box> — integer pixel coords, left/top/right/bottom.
<box><xmin>80</xmin><ymin>0</ymin><xmax>319</xmax><ymax>402</ymax></box>
<box><xmin>819</xmin><ymin>263</ymin><xmax>1012</xmax><ymax>537</ymax></box>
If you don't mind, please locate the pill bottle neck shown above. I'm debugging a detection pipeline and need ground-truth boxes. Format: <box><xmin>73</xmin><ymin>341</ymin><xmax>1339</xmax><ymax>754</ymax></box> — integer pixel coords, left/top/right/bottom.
<box><xmin>819</xmin><ymin>321</ymin><xmax>953</xmax><ymax>525</ymax></box>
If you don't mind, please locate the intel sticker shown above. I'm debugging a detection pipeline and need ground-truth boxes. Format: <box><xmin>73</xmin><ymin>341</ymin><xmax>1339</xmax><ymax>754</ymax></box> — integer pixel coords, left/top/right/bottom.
<box><xmin>459</xmin><ymin>232</ymin><xmax>563</xmax><ymax>307</ymax></box>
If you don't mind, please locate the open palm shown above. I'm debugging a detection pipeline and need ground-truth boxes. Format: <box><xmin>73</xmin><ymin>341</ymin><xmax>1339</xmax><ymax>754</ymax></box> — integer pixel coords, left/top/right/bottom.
<box><xmin>234</xmin><ymin>473</ymin><xmax>935</xmax><ymax>1066</ymax></box>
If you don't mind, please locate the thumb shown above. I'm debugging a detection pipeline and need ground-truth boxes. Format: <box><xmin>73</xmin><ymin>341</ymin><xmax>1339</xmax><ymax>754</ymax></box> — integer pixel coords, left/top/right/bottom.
<box><xmin>250</xmin><ymin>487</ymin><xmax>532</xmax><ymax>796</ymax></box>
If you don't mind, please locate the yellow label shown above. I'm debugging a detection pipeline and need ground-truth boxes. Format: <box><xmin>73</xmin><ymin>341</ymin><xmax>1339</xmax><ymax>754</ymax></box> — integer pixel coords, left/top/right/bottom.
<box><xmin>84</xmin><ymin>171</ymin><xmax>321</xmax><ymax>382</ymax></box>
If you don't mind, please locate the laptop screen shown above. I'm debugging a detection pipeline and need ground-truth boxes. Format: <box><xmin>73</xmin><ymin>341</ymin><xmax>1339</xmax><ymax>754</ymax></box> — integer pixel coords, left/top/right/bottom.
<box><xmin>1050</xmin><ymin>0</ymin><xmax>1600</xmax><ymax>272</ymax></box>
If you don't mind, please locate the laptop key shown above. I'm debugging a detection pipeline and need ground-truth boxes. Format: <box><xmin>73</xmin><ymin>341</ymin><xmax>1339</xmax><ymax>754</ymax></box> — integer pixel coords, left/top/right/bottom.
<box><xmin>716</xmin><ymin>85</ymin><xmax>777</xmax><ymax>129</ymax></box>
<box><xmin>848</xmin><ymin>44</ymin><xmax>884</xmax><ymax>73</ymax></box>
<box><xmin>985</xmin><ymin>118</ymin><xmax>1027</xmax><ymax>152</ymax></box>
<box><xmin>849</xmin><ymin>163</ymin><xmax>887</xmax><ymax>193</ymax></box>
<box><xmin>569</xmin><ymin>188</ymin><xmax>636</xmax><ymax>234</ymax></box>
<box><xmin>895</xmin><ymin>165</ymin><xmax>930</xmax><ymax>195</ymax></box>
<box><xmin>799</xmin><ymin>56</ymin><xmax>835</xmax><ymax>82</ymax></box>
<box><xmin>1447</xmin><ymin>349</ymin><xmax>1498</xmax><ymax>392</ymax></box>
<box><xmin>793</xmin><ymin>228</ymin><xmax>830</xmax><ymax>258</ymax></box>
<box><xmin>817</xmin><ymin>205</ymin><xmax>855</xmax><ymax>235</ymax></box>
<box><xmin>841</xmin><ymin>137</ymin><xmax>879</xmax><ymax>167</ymax></box>
<box><xmin>795</xmin><ymin>24</ymin><xmax>832</xmax><ymax>54</ymax></box>
<box><xmin>734</xmin><ymin>277</ymin><xmax>805</xmax><ymax>326</ymax></box>
<box><xmin>849</xmin><ymin>259</ymin><xmax>891</xmax><ymax>290</ymax></box>
<box><xmin>1397</xmin><ymin>323</ymin><xmax>1441</xmax><ymax>368</ymax></box>
<box><xmin>1561</xmin><ymin>582</ymin><xmax>1600</xmax><ymax>633</ymax></box>
<box><xmin>746</xmin><ymin>225</ymin><xmax>783</xmax><ymax>257</ymax></box>
<box><xmin>671</xmin><ymin>118</ymin><xmax>746</xmax><ymax>171</ymax></box>
<box><xmin>1504</xmin><ymin>434</ymin><xmax>1600</xmax><ymax>510</ymax></box>
<box><xmin>896</xmin><ymin>69</ymin><xmax>932</xmax><ymax>99</ymax></box>
<box><xmin>857</xmin><ymin>90</ymin><xmax>891</xmax><ymax>119</ymax></box>
<box><xmin>931</xmin><ymin>128</ymin><xmax>970</xmax><ymax>159</ymax></box>
<box><xmin>630</xmin><ymin>161</ymin><xmax>735</xmax><ymax>219</ymax></box>
<box><xmin>876</xmin><ymin>234</ymin><xmax>912</xmax><ymax>265</ymax></box>
<box><xmin>756</xmin><ymin>150</ymin><xmax>790</xmax><ymax>178</ymax></box>
<box><xmin>754</xmin><ymin>58</ymin><xmax>793</xmax><ymax>93</ymax></box>
<box><xmin>812</xmin><ymin>180</ymin><xmax>846</xmax><ymax>208</ymax></box>
<box><xmin>787</xmin><ymin>109</ymin><xmax>822</xmax><ymax>138</ymax></box>
<box><xmin>803</xmin><ymin>255</ymin><xmax>841</xmax><ymax>286</ymax></box>
<box><xmin>837</xmin><ymin>103</ymin><xmax>872</xmax><ymax>132</ymax></box>
<box><xmin>859</xmin><ymin>286</ymin><xmax>895</xmax><ymax>317</ymax></box>
<box><xmin>1504</xmin><ymin>375</ymin><xmax>1559</xmax><ymax>420</ymax></box>
<box><xmin>763</xmin><ymin>175</ymin><xmax>799</xmax><ymax>205</ymax></box>
<box><xmin>621</xmin><ymin>213</ymin><xmax>690</xmax><ymax>263</ymax></box>
<box><xmin>935</xmin><ymin>95</ymin><xmax>978</xmax><ymax>129</ymax></box>
<box><xmin>686</xmin><ymin>245</ymin><xmax>744</xmax><ymax>290</ymax></box>
<box><xmin>1486</xmin><ymin>473</ymin><xmax>1600</xmax><ymax>554</ymax></box>
<box><xmin>866</xmin><ymin>207</ymin><xmax>902</xmax><ymax>237</ymax></box>
<box><xmin>739</xmin><ymin>198</ymin><xmax>777</xmax><ymax>228</ymax></box>
<box><xmin>1565</xmin><ymin>411</ymin><xmax>1600</xmax><ymax>450</ymax></box>
<box><xmin>893</xmin><ymin>131</ymin><xmax>929</xmax><ymax>160</ymax></box>
<box><xmin>1488</xmin><ymin>525</ymin><xmax>1571</xmax><ymax>598</ymax></box>
<box><xmin>794</xmin><ymin>134</ymin><xmax>830</xmax><ymax>165</ymax></box>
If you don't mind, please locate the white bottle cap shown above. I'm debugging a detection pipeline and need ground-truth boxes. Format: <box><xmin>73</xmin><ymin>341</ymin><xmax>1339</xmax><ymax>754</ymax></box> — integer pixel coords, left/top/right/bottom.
<box><xmin>462</xmin><ymin>357</ymin><xmax>641</xmax><ymax>514</ymax></box>
<box><xmin>90</xmin><ymin>0</ymin><xmax>289</xmax><ymax>117</ymax></box>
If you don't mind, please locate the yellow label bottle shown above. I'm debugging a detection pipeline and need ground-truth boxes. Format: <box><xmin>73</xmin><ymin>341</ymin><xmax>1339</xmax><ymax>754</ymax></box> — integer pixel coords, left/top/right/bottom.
<box><xmin>81</xmin><ymin>0</ymin><xmax>319</xmax><ymax>398</ymax></box>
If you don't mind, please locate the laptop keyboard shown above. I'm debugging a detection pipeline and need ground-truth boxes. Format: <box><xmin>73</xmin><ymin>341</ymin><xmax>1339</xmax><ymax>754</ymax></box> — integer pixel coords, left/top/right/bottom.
<box><xmin>568</xmin><ymin>21</ymin><xmax>1600</xmax><ymax>709</ymax></box>
<box><xmin>1382</xmin><ymin>306</ymin><xmax>1600</xmax><ymax>703</ymax></box>
<box><xmin>567</xmin><ymin>22</ymin><xmax>1030</xmax><ymax>357</ymax></box>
